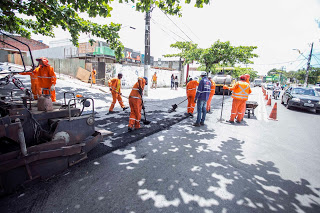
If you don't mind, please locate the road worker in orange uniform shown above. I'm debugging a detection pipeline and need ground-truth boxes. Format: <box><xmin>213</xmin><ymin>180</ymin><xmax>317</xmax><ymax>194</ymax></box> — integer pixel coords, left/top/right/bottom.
<box><xmin>20</xmin><ymin>65</ymin><xmax>41</xmax><ymax>100</ymax></box>
<box><xmin>186</xmin><ymin>77</ymin><xmax>199</xmax><ymax>117</ymax></box>
<box><xmin>151</xmin><ymin>72</ymin><xmax>157</xmax><ymax>89</ymax></box>
<box><xmin>35</xmin><ymin>57</ymin><xmax>56</xmax><ymax>102</ymax></box>
<box><xmin>108</xmin><ymin>73</ymin><xmax>128</xmax><ymax>113</ymax></box>
<box><xmin>206</xmin><ymin>76</ymin><xmax>216</xmax><ymax>113</ymax></box>
<box><xmin>223</xmin><ymin>75</ymin><xmax>251</xmax><ymax>123</ymax></box>
<box><xmin>128</xmin><ymin>77</ymin><xmax>148</xmax><ymax>131</ymax></box>
<box><xmin>240</xmin><ymin>73</ymin><xmax>251</xmax><ymax>120</ymax></box>
<box><xmin>91</xmin><ymin>68</ymin><xmax>96</xmax><ymax>84</ymax></box>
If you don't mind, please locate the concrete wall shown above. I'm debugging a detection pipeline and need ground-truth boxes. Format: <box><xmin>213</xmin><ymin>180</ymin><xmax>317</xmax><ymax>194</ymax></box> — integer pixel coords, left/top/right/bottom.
<box><xmin>106</xmin><ymin>64</ymin><xmax>182</xmax><ymax>89</ymax></box>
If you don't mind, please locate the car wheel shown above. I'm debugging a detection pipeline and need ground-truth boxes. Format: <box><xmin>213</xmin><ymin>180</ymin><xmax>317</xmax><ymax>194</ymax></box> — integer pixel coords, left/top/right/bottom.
<box><xmin>316</xmin><ymin>110</ymin><xmax>320</xmax><ymax>114</ymax></box>
<box><xmin>286</xmin><ymin>100</ymin><xmax>291</xmax><ymax>109</ymax></box>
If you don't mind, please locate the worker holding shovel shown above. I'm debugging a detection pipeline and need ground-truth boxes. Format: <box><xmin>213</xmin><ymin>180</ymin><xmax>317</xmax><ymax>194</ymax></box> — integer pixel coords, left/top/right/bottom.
<box><xmin>128</xmin><ymin>77</ymin><xmax>148</xmax><ymax>132</ymax></box>
<box><xmin>108</xmin><ymin>73</ymin><xmax>128</xmax><ymax>113</ymax></box>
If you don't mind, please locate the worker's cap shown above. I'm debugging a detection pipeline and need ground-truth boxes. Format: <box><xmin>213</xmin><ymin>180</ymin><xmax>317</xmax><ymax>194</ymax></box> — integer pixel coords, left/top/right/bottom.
<box><xmin>118</xmin><ymin>73</ymin><xmax>123</xmax><ymax>77</ymax></box>
<box><xmin>194</xmin><ymin>77</ymin><xmax>199</xmax><ymax>81</ymax></box>
<box><xmin>143</xmin><ymin>77</ymin><xmax>148</xmax><ymax>85</ymax></box>
<box><xmin>240</xmin><ymin>75</ymin><xmax>246</xmax><ymax>81</ymax></box>
<box><xmin>201</xmin><ymin>71</ymin><xmax>207</xmax><ymax>76</ymax></box>
<box><xmin>189</xmin><ymin>77</ymin><xmax>193</xmax><ymax>81</ymax></box>
<box><xmin>244</xmin><ymin>74</ymin><xmax>250</xmax><ymax>79</ymax></box>
<box><xmin>36</xmin><ymin>57</ymin><xmax>49</xmax><ymax>66</ymax></box>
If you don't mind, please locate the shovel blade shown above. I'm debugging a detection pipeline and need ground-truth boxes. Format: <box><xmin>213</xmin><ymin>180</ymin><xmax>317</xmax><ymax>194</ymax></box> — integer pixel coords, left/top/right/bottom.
<box><xmin>143</xmin><ymin>120</ymin><xmax>151</xmax><ymax>125</ymax></box>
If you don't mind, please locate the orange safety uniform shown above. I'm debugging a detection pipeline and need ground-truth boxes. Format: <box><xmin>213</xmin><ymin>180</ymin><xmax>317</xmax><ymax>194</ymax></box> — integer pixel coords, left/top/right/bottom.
<box><xmin>152</xmin><ymin>74</ymin><xmax>157</xmax><ymax>88</ymax></box>
<box><xmin>128</xmin><ymin>77</ymin><xmax>146</xmax><ymax>129</ymax></box>
<box><xmin>224</xmin><ymin>80</ymin><xmax>251</xmax><ymax>122</ymax></box>
<box><xmin>35</xmin><ymin>59</ymin><xmax>56</xmax><ymax>102</ymax></box>
<box><xmin>91</xmin><ymin>69</ymin><xmax>96</xmax><ymax>84</ymax></box>
<box><xmin>206</xmin><ymin>79</ymin><xmax>216</xmax><ymax>112</ymax></box>
<box><xmin>186</xmin><ymin>80</ymin><xmax>199</xmax><ymax>114</ymax></box>
<box><xmin>20</xmin><ymin>69</ymin><xmax>41</xmax><ymax>100</ymax></box>
<box><xmin>108</xmin><ymin>77</ymin><xmax>125</xmax><ymax>111</ymax></box>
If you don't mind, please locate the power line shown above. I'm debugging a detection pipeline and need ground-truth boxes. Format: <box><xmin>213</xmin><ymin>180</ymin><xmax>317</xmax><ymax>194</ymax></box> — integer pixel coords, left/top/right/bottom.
<box><xmin>159</xmin><ymin>9</ymin><xmax>194</xmax><ymax>43</ymax></box>
<box><xmin>151</xmin><ymin>18</ymin><xmax>187</xmax><ymax>42</ymax></box>
<box><xmin>254</xmin><ymin>58</ymin><xmax>305</xmax><ymax>66</ymax></box>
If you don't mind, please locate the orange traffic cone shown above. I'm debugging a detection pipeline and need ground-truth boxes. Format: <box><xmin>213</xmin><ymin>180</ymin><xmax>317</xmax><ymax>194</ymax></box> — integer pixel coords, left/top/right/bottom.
<box><xmin>265</xmin><ymin>93</ymin><xmax>268</xmax><ymax>100</ymax></box>
<box><xmin>268</xmin><ymin>103</ymin><xmax>278</xmax><ymax>120</ymax></box>
<box><xmin>266</xmin><ymin>97</ymin><xmax>271</xmax><ymax>106</ymax></box>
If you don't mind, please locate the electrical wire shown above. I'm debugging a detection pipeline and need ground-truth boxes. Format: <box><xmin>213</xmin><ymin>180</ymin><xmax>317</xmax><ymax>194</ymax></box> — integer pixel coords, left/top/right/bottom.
<box><xmin>151</xmin><ymin>18</ymin><xmax>187</xmax><ymax>42</ymax></box>
<box><xmin>151</xmin><ymin>19</ymin><xmax>179</xmax><ymax>42</ymax></box>
<box><xmin>159</xmin><ymin>9</ymin><xmax>194</xmax><ymax>42</ymax></box>
<box><xmin>253</xmin><ymin>59</ymin><xmax>305</xmax><ymax>66</ymax></box>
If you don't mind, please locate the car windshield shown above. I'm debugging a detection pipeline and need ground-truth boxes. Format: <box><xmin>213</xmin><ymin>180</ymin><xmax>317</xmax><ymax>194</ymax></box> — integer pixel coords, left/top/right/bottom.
<box><xmin>292</xmin><ymin>88</ymin><xmax>318</xmax><ymax>96</ymax></box>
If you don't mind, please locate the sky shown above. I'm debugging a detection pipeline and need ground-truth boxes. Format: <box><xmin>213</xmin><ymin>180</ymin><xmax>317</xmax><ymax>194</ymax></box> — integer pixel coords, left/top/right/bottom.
<box><xmin>31</xmin><ymin>0</ymin><xmax>320</xmax><ymax>75</ymax></box>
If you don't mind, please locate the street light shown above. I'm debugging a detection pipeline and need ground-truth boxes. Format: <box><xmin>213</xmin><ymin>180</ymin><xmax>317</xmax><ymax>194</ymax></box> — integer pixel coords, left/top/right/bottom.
<box><xmin>293</xmin><ymin>43</ymin><xmax>314</xmax><ymax>87</ymax></box>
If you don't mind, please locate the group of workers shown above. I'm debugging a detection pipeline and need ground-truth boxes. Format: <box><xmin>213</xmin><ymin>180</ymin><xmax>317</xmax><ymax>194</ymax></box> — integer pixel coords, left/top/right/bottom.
<box><xmin>22</xmin><ymin>57</ymin><xmax>252</xmax><ymax>131</ymax></box>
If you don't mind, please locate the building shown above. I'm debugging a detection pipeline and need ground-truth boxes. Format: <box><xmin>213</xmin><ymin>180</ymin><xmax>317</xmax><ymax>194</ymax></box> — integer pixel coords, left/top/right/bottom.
<box><xmin>0</xmin><ymin>35</ymin><xmax>49</xmax><ymax>64</ymax></box>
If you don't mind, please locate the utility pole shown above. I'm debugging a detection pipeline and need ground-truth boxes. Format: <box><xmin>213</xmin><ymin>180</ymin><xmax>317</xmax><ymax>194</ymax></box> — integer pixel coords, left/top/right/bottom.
<box><xmin>144</xmin><ymin>8</ymin><xmax>151</xmax><ymax>96</ymax></box>
<box><xmin>304</xmin><ymin>42</ymin><xmax>313</xmax><ymax>87</ymax></box>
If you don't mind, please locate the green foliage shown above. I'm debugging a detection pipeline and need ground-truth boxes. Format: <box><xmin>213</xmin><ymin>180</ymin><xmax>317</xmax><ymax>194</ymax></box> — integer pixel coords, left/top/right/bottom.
<box><xmin>197</xmin><ymin>40</ymin><xmax>258</xmax><ymax>73</ymax></box>
<box><xmin>232</xmin><ymin>67</ymin><xmax>258</xmax><ymax>80</ymax></box>
<box><xmin>163</xmin><ymin>41</ymin><xmax>200</xmax><ymax>64</ymax></box>
<box><xmin>1</xmin><ymin>0</ymin><xmax>209</xmax><ymax>61</ymax></box>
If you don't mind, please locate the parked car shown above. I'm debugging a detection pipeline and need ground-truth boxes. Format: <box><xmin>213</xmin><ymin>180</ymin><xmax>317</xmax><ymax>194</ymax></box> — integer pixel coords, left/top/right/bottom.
<box><xmin>281</xmin><ymin>87</ymin><xmax>320</xmax><ymax>113</ymax></box>
<box><xmin>314</xmin><ymin>87</ymin><xmax>320</xmax><ymax>93</ymax></box>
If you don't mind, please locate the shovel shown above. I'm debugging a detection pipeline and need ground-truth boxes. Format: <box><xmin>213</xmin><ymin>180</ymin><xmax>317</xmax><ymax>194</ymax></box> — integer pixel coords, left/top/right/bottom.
<box><xmin>218</xmin><ymin>79</ymin><xmax>227</xmax><ymax>122</ymax></box>
<box><xmin>168</xmin><ymin>98</ymin><xmax>188</xmax><ymax>113</ymax></box>
<box><xmin>141</xmin><ymin>100</ymin><xmax>151</xmax><ymax>125</ymax></box>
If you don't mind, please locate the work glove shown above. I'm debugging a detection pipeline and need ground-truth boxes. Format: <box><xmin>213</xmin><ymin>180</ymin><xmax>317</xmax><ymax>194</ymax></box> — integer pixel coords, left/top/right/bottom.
<box><xmin>194</xmin><ymin>99</ymin><xmax>197</xmax><ymax>103</ymax></box>
<box><xmin>109</xmin><ymin>88</ymin><xmax>112</xmax><ymax>92</ymax></box>
<box><xmin>142</xmin><ymin>105</ymin><xmax>145</xmax><ymax>110</ymax></box>
<box><xmin>223</xmin><ymin>85</ymin><xmax>228</xmax><ymax>90</ymax></box>
<box><xmin>50</xmin><ymin>85</ymin><xmax>55</xmax><ymax>91</ymax></box>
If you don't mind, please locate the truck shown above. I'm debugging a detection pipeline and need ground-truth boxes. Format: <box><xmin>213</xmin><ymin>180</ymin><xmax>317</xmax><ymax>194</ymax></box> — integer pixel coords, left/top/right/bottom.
<box><xmin>211</xmin><ymin>67</ymin><xmax>235</xmax><ymax>95</ymax></box>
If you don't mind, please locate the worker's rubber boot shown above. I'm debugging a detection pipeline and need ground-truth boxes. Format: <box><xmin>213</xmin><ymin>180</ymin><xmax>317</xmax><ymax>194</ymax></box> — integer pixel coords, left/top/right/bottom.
<box><xmin>128</xmin><ymin>127</ymin><xmax>134</xmax><ymax>132</ymax></box>
<box><xmin>193</xmin><ymin>123</ymin><xmax>200</xmax><ymax>127</ymax></box>
<box><xmin>123</xmin><ymin>107</ymin><xmax>129</xmax><ymax>111</ymax></box>
<box><xmin>226</xmin><ymin>120</ymin><xmax>234</xmax><ymax>124</ymax></box>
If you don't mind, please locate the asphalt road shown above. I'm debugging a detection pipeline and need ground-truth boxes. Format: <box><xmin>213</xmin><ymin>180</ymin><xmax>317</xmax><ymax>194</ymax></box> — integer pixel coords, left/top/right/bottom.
<box><xmin>1</xmin><ymin>86</ymin><xmax>320</xmax><ymax>213</ymax></box>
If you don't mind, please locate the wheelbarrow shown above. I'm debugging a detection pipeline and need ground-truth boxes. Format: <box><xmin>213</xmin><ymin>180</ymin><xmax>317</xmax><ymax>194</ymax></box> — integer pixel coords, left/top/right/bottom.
<box><xmin>245</xmin><ymin>101</ymin><xmax>258</xmax><ymax>118</ymax></box>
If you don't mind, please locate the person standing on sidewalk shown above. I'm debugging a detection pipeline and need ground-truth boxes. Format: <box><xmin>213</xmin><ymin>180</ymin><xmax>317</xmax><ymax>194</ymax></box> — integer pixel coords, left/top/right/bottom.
<box><xmin>171</xmin><ymin>74</ymin><xmax>175</xmax><ymax>89</ymax></box>
<box><xmin>206</xmin><ymin>75</ymin><xmax>216</xmax><ymax>113</ymax></box>
<box><xmin>193</xmin><ymin>72</ymin><xmax>211</xmax><ymax>127</ymax></box>
<box><xmin>108</xmin><ymin>73</ymin><xmax>128</xmax><ymax>113</ymax></box>
<box><xmin>186</xmin><ymin>77</ymin><xmax>199</xmax><ymax>117</ymax></box>
<box><xmin>152</xmin><ymin>72</ymin><xmax>157</xmax><ymax>89</ymax></box>
<box><xmin>128</xmin><ymin>77</ymin><xmax>148</xmax><ymax>131</ymax></box>
<box><xmin>91</xmin><ymin>67</ymin><xmax>97</xmax><ymax>84</ymax></box>
<box><xmin>174</xmin><ymin>76</ymin><xmax>179</xmax><ymax>90</ymax></box>
<box><xmin>223</xmin><ymin>75</ymin><xmax>251</xmax><ymax>123</ymax></box>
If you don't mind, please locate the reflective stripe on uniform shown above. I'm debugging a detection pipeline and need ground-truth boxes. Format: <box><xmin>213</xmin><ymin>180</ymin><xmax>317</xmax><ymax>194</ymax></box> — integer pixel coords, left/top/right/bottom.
<box><xmin>129</xmin><ymin>118</ymin><xmax>140</xmax><ymax>122</ymax></box>
<box><xmin>232</xmin><ymin>84</ymin><xmax>249</xmax><ymax>99</ymax></box>
<box><xmin>129</xmin><ymin>96</ymin><xmax>141</xmax><ymax>99</ymax></box>
<box><xmin>188</xmin><ymin>88</ymin><xmax>196</xmax><ymax>90</ymax></box>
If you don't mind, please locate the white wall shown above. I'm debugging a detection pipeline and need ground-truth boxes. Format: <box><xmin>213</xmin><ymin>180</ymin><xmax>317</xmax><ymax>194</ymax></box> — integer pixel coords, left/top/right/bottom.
<box><xmin>108</xmin><ymin>64</ymin><xmax>181</xmax><ymax>89</ymax></box>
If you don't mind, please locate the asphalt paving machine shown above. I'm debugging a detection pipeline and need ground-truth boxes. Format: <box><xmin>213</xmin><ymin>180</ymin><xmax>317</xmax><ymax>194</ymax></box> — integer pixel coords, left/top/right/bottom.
<box><xmin>0</xmin><ymin>32</ymin><xmax>102</xmax><ymax>195</ymax></box>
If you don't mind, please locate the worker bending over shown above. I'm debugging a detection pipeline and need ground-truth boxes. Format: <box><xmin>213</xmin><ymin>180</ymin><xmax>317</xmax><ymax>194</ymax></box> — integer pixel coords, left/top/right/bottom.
<box><xmin>186</xmin><ymin>77</ymin><xmax>199</xmax><ymax>117</ymax></box>
<box><xmin>206</xmin><ymin>76</ymin><xmax>216</xmax><ymax>113</ymax></box>
<box><xmin>108</xmin><ymin>73</ymin><xmax>128</xmax><ymax>113</ymax></box>
<box><xmin>20</xmin><ymin>64</ymin><xmax>40</xmax><ymax>100</ymax></box>
<box><xmin>128</xmin><ymin>77</ymin><xmax>148</xmax><ymax>131</ymax></box>
<box><xmin>223</xmin><ymin>75</ymin><xmax>251</xmax><ymax>123</ymax></box>
<box><xmin>35</xmin><ymin>57</ymin><xmax>56</xmax><ymax>102</ymax></box>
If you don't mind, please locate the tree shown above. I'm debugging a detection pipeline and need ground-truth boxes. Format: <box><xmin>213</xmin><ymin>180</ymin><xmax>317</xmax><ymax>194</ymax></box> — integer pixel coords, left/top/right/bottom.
<box><xmin>163</xmin><ymin>41</ymin><xmax>200</xmax><ymax>64</ymax></box>
<box><xmin>232</xmin><ymin>67</ymin><xmax>258</xmax><ymax>80</ymax></box>
<box><xmin>197</xmin><ymin>40</ymin><xmax>258</xmax><ymax>74</ymax></box>
<box><xmin>0</xmin><ymin>0</ymin><xmax>210</xmax><ymax>61</ymax></box>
